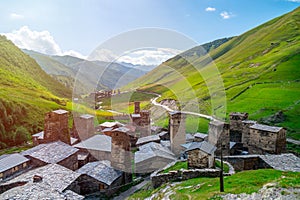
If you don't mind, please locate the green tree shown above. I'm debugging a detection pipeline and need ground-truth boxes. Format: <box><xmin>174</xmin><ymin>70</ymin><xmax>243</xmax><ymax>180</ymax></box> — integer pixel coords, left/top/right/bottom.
<box><xmin>14</xmin><ymin>126</ymin><xmax>30</xmax><ymax>145</ymax></box>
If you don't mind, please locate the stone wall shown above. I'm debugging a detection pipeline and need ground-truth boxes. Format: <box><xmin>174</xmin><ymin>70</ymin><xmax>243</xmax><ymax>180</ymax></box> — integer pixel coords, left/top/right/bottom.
<box><xmin>151</xmin><ymin>160</ymin><xmax>220</xmax><ymax>188</ymax></box>
<box><xmin>1</xmin><ymin>162</ymin><xmax>29</xmax><ymax>180</ymax></box>
<box><xmin>58</xmin><ymin>153</ymin><xmax>78</xmax><ymax>171</ymax></box>
<box><xmin>223</xmin><ymin>155</ymin><xmax>271</xmax><ymax>171</ymax></box>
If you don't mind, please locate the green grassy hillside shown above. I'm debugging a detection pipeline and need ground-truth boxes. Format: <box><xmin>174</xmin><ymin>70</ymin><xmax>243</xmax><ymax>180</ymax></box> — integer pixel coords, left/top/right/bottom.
<box><xmin>124</xmin><ymin>7</ymin><xmax>300</xmax><ymax>139</ymax></box>
<box><xmin>0</xmin><ymin>35</ymin><xmax>71</xmax><ymax>148</ymax></box>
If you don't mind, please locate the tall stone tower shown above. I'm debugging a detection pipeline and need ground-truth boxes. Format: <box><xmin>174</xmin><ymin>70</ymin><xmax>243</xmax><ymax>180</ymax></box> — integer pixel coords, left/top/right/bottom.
<box><xmin>110</xmin><ymin>127</ymin><xmax>133</xmax><ymax>183</ymax></box>
<box><xmin>229</xmin><ymin>112</ymin><xmax>248</xmax><ymax>142</ymax></box>
<box><xmin>208</xmin><ymin>120</ymin><xmax>230</xmax><ymax>156</ymax></box>
<box><xmin>139</xmin><ymin>110</ymin><xmax>151</xmax><ymax>137</ymax></box>
<box><xmin>73</xmin><ymin>114</ymin><xmax>95</xmax><ymax>141</ymax></box>
<box><xmin>169</xmin><ymin>111</ymin><xmax>186</xmax><ymax>156</ymax></box>
<box><xmin>111</xmin><ymin>127</ymin><xmax>132</xmax><ymax>172</ymax></box>
<box><xmin>44</xmin><ymin>109</ymin><xmax>70</xmax><ymax>144</ymax></box>
<box><xmin>134</xmin><ymin>101</ymin><xmax>140</xmax><ymax>114</ymax></box>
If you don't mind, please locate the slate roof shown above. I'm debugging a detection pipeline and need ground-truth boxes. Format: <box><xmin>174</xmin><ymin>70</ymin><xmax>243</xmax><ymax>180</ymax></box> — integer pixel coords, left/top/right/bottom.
<box><xmin>80</xmin><ymin>114</ymin><xmax>94</xmax><ymax>119</ymax></box>
<box><xmin>70</xmin><ymin>137</ymin><xmax>79</xmax><ymax>145</ymax></box>
<box><xmin>242</xmin><ymin>120</ymin><xmax>257</xmax><ymax>124</ymax></box>
<box><xmin>113</xmin><ymin>127</ymin><xmax>130</xmax><ymax>133</ymax></box>
<box><xmin>21</xmin><ymin>141</ymin><xmax>79</xmax><ymax>164</ymax></box>
<box><xmin>181</xmin><ymin>142</ymin><xmax>199</xmax><ymax>149</ymax></box>
<box><xmin>131</xmin><ymin>114</ymin><xmax>141</xmax><ymax>118</ymax></box>
<box><xmin>100</xmin><ymin>121</ymin><xmax>123</xmax><ymax>128</ymax></box>
<box><xmin>1</xmin><ymin>164</ymin><xmax>80</xmax><ymax>191</ymax></box>
<box><xmin>0</xmin><ymin>164</ymin><xmax>83</xmax><ymax>200</ymax></box>
<box><xmin>136</xmin><ymin>134</ymin><xmax>160</xmax><ymax>146</ymax></box>
<box><xmin>32</xmin><ymin>131</ymin><xmax>44</xmax><ymax>139</ymax></box>
<box><xmin>52</xmin><ymin>109</ymin><xmax>68</xmax><ymax>114</ymax></box>
<box><xmin>135</xmin><ymin>142</ymin><xmax>176</xmax><ymax>164</ymax></box>
<box><xmin>77</xmin><ymin>161</ymin><xmax>122</xmax><ymax>185</ymax></box>
<box><xmin>161</xmin><ymin>140</ymin><xmax>171</xmax><ymax>148</ymax></box>
<box><xmin>0</xmin><ymin>153</ymin><xmax>29</xmax><ymax>173</ymax></box>
<box><xmin>185</xmin><ymin>141</ymin><xmax>216</xmax><ymax>155</ymax></box>
<box><xmin>194</xmin><ymin>132</ymin><xmax>208</xmax><ymax>139</ymax></box>
<box><xmin>158</xmin><ymin>131</ymin><xmax>168</xmax><ymax>137</ymax></box>
<box><xmin>73</xmin><ymin>134</ymin><xmax>111</xmax><ymax>152</ymax></box>
<box><xmin>102</xmin><ymin>127</ymin><xmax>113</xmax><ymax>132</ymax></box>
<box><xmin>250</xmin><ymin>124</ymin><xmax>283</xmax><ymax>133</ymax></box>
<box><xmin>186</xmin><ymin>133</ymin><xmax>194</xmax><ymax>142</ymax></box>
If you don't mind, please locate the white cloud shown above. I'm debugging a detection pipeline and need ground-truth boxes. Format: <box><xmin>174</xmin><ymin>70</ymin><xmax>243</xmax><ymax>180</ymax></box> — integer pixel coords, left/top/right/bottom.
<box><xmin>287</xmin><ymin>0</ymin><xmax>300</xmax><ymax>2</ymax></box>
<box><xmin>64</xmin><ymin>50</ymin><xmax>87</xmax><ymax>59</ymax></box>
<box><xmin>2</xmin><ymin>26</ymin><xmax>86</xmax><ymax>58</ymax></box>
<box><xmin>10</xmin><ymin>13</ymin><xmax>24</xmax><ymax>20</ymax></box>
<box><xmin>205</xmin><ymin>7</ymin><xmax>216</xmax><ymax>12</ymax></box>
<box><xmin>116</xmin><ymin>48</ymin><xmax>182</xmax><ymax>66</ymax></box>
<box><xmin>220</xmin><ymin>11</ymin><xmax>234</xmax><ymax>19</ymax></box>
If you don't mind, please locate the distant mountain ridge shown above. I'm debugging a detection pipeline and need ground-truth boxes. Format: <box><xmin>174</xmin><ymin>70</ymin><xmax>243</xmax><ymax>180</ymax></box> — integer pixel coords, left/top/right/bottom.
<box><xmin>23</xmin><ymin>50</ymin><xmax>152</xmax><ymax>93</ymax></box>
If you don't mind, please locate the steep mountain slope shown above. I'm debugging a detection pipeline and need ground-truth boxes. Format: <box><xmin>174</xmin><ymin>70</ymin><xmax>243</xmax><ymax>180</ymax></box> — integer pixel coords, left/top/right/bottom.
<box><xmin>124</xmin><ymin>7</ymin><xmax>300</xmax><ymax>138</ymax></box>
<box><xmin>23</xmin><ymin>50</ymin><xmax>88</xmax><ymax>94</ymax></box>
<box><xmin>0</xmin><ymin>35</ymin><xmax>71</xmax><ymax>148</ymax></box>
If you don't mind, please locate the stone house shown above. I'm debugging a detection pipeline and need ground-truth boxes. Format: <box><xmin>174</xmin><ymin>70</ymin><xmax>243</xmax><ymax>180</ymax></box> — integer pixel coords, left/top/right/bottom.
<box><xmin>194</xmin><ymin>132</ymin><xmax>208</xmax><ymax>142</ymax></box>
<box><xmin>21</xmin><ymin>141</ymin><xmax>79</xmax><ymax>170</ymax></box>
<box><xmin>208</xmin><ymin>120</ymin><xmax>230</xmax><ymax>156</ymax></box>
<box><xmin>32</xmin><ymin>131</ymin><xmax>78</xmax><ymax>146</ymax></box>
<box><xmin>98</xmin><ymin>121</ymin><xmax>124</xmax><ymax>131</ymax></box>
<box><xmin>0</xmin><ymin>153</ymin><xmax>30</xmax><ymax>181</ymax></box>
<box><xmin>135</xmin><ymin>142</ymin><xmax>176</xmax><ymax>174</ymax></box>
<box><xmin>185</xmin><ymin>141</ymin><xmax>216</xmax><ymax>169</ymax></box>
<box><xmin>73</xmin><ymin>134</ymin><xmax>112</xmax><ymax>164</ymax></box>
<box><xmin>248</xmin><ymin>124</ymin><xmax>286</xmax><ymax>154</ymax></box>
<box><xmin>136</xmin><ymin>134</ymin><xmax>161</xmax><ymax>147</ymax></box>
<box><xmin>0</xmin><ymin>164</ymin><xmax>83</xmax><ymax>199</ymax></box>
<box><xmin>69</xmin><ymin>160</ymin><xmax>123</xmax><ymax>197</ymax></box>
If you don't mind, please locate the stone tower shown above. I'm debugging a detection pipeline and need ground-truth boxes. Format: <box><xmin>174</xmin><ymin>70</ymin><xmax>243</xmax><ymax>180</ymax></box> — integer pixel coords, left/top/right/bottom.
<box><xmin>110</xmin><ymin>127</ymin><xmax>132</xmax><ymax>172</ymax></box>
<box><xmin>134</xmin><ymin>102</ymin><xmax>140</xmax><ymax>114</ymax></box>
<box><xmin>73</xmin><ymin>114</ymin><xmax>95</xmax><ymax>141</ymax></box>
<box><xmin>44</xmin><ymin>109</ymin><xmax>70</xmax><ymax>144</ymax></box>
<box><xmin>208</xmin><ymin>120</ymin><xmax>230</xmax><ymax>156</ymax></box>
<box><xmin>139</xmin><ymin>110</ymin><xmax>151</xmax><ymax>137</ymax></box>
<box><xmin>169</xmin><ymin>111</ymin><xmax>186</xmax><ymax>156</ymax></box>
<box><xmin>229</xmin><ymin>112</ymin><xmax>248</xmax><ymax>142</ymax></box>
<box><xmin>241</xmin><ymin>120</ymin><xmax>257</xmax><ymax>149</ymax></box>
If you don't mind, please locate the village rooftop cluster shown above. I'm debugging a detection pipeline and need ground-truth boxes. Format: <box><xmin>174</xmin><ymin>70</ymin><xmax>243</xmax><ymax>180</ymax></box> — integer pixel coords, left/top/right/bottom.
<box><xmin>0</xmin><ymin>101</ymin><xmax>298</xmax><ymax>199</ymax></box>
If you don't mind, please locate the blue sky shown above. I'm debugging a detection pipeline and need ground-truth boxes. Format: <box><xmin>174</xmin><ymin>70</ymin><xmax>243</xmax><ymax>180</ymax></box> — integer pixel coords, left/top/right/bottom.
<box><xmin>0</xmin><ymin>0</ymin><xmax>299</xmax><ymax>62</ymax></box>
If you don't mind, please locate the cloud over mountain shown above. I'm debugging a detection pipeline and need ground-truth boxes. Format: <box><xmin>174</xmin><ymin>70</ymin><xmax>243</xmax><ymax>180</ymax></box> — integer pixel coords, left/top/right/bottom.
<box><xmin>117</xmin><ymin>48</ymin><xmax>182</xmax><ymax>65</ymax></box>
<box><xmin>3</xmin><ymin>26</ymin><xmax>86</xmax><ymax>58</ymax></box>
